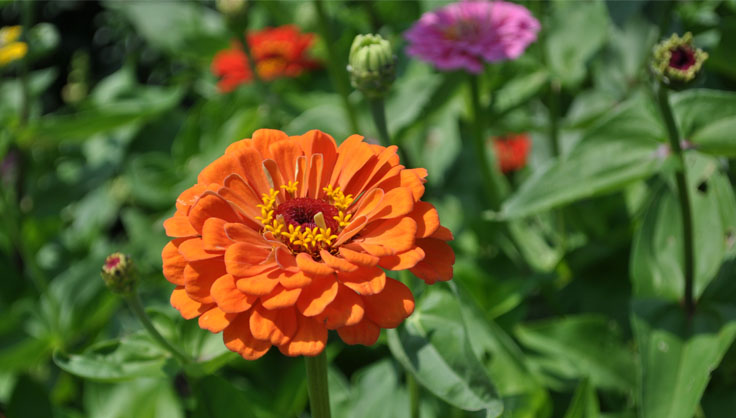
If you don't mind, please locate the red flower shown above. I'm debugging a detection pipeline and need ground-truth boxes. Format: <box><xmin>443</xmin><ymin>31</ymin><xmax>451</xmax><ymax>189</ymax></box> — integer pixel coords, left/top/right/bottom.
<box><xmin>212</xmin><ymin>25</ymin><xmax>320</xmax><ymax>92</ymax></box>
<box><xmin>492</xmin><ymin>133</ymin><xmax>531</xmax><ymax>173</ymax></box>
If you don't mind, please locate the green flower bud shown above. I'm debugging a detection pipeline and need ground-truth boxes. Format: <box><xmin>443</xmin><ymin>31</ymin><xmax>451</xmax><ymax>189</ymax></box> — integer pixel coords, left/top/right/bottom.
<box><xmin>216</xmin><ymin>0</ymin><xmax>248</xmax><ymax>18</ymax></box>
<box><xmin>101</xmin><ymin>252</ymin><xmax>137</xmax><ymax>295</ymax></box>
<box><xmin>651</xmin><ymin>32</ymin><xmax>708</xmax><ymax>88</ymax></box>
<box><xmin>348</xmin><ymin>34</ymin><xmax>396</xmax><ymax>99</ymax></box>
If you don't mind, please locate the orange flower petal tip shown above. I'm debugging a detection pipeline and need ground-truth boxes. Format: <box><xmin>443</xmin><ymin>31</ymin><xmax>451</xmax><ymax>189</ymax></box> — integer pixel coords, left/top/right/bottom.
<box><xmin>161</xmin><ymin>129</ymin><xmax>455</xmax><ymax>359</ymax></box>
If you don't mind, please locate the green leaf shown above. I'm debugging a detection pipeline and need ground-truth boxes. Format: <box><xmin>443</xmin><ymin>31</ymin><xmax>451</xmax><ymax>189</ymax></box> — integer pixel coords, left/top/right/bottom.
<box><xmin>191</xmin><ymin>375</ymin><xmax>258</xmax><ymax>418</ymax></box>
<box><xmin>499</xmin><ymin>94</ymin><xmax>666</xmax><ymax>219</ymax></box>
<box><xmin>514</xmin><ymin>315</ymin><xmax>636</xmax><ymax>392</ymax></box>
<box><xmin>387</xmin><ymin>284</ymin><xmax>503</xmax><ymax>417</ymax></box>
<box><xmin>83</xmin><ymin>378</ymin><xmax>184</xmax><ymax>418</ymax></box>
<box><xmin>546</xmin><ymin>0</ymin><xmax>609</xmax><ymax>87</ymax></box>
<box><xmin>492</xmin><ymin>70</ymin><xmax>549</xmax><ymax>115</ymax></box>
<box><xmin>632</xmin><ymin>300</ymin><xmax>736</xmax><ymax>418</ymax></box>
<box><xmin>689</xmin><ymin>115</ymin><xmax>736</xmax><ymax>156</ymax></box>
<box><xmin>672</xmin><ymin>89</ymin><xmax>736</xmax><ymax>145</ymax></box>
<box><xmin>630</xmin><ymin>153</ymin><xmax>731</xmax><ymax>300</ymax></box>
<box><xmin>7</xmin><ymin>375</ymin><xmax>53</xmax><ymax>418</ymax></box>
<box><xmin>53</xmin><ymin>333</ymin><xmax>176</xmax><ymax>382</ymax></box>
<box><xmin>562</xmin><ymin>378</ymin><xmax>599</xmax><ymax>418</ymax></box>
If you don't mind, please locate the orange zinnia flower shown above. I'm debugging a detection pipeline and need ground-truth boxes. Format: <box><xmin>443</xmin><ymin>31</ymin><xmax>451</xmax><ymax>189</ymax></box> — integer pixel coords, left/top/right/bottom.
<box><xmin>492</xmin><ymin>133</ymin><xmax>531</xmax><ymax>173</ymax></box>
<box><xmin>212</xmin><ymin>25</ymin><xmax>320</xmax><ymax>92</ymax></box>
<box><xmin>162</xmin><ymin>129</ymin><xmax>454</xmax><ymax>359</ymax></box>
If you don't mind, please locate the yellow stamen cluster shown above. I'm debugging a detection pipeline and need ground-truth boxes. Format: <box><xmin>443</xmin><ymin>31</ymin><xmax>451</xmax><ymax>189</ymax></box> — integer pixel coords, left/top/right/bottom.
<box><xmin>323</xmin><ymin>185</ymin><xmax>354</xmax><ymax>228</ymax></box>
<box><xmin>256</xmin><ymin>182</ymin><xmax>339</xmax><ymax>255</ymax></box>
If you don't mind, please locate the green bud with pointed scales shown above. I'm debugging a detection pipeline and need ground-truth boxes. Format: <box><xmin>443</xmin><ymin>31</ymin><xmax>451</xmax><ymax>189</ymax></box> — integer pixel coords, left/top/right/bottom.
<box><xmin>101</xmin><ymin>252</ymin><xmax>137</xmax><ymax>295</ymax></box>
<box><xmin>348</xmin><ymin>34</ymin><xmax>396</xmax><ymax>99</ymax></box>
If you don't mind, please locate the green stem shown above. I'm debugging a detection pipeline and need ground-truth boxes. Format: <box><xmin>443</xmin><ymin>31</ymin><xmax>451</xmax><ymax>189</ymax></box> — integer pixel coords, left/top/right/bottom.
<box><xmin>408</xmin><ymin>372</ymin><xmax>420</xmax><ymax>418</ymax></box>
<box><xmin>548</xmin><ymin>80</ymin><xmax>561</xmax><ymax>157</ymax></box>
<box><xmin>124</xmin><ymin>292</ymin><xmax>192</xmax><ymax>364</ymax></box>
<box><xmin>305</xmin><ymin>351</ymin><xmax>332</xmax><ymax>418</ymax></box>
<box><xmin>655</xmin><ymin>84</ymin><xmax>695</xmax><ymax>316</ymax></box>
<box><xmin>368</xmin><ymin>98</ymin><xmax>391</xmax><ymax>146</ymax></box>
<box><xmin>313</xmin><ymin>0</ymin><xmax>360</xmax><ymax>134</ymax></box>
<box><xmin>468</xmin><ymin>74</ymin><xmax>506</xmax><ymax>209</ymax></box>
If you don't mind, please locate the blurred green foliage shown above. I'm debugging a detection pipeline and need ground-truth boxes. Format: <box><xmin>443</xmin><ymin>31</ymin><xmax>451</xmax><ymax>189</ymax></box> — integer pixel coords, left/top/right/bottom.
<box><xmin>3</xmin><ymin>0</ymin><xmax>736</xmax><ymax>417</ymax></box>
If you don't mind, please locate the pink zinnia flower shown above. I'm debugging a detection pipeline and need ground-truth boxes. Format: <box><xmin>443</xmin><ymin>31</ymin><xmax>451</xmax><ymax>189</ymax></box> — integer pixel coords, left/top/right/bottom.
<box><xmin>404</xmin><ymin>0</ymin><xmax>540</xmax><ymax>73</ymax></box>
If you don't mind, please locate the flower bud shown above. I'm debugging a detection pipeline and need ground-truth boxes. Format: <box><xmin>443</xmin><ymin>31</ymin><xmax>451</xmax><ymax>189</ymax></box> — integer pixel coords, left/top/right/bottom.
<box><xmin>101</xmin><ymin>252</ymin><xmax>137</xmax><ymax>295</ymax></box>
<box><xmin>651</xmin><ymin>32</ymin><xmax>708</xmax><ymax>88</ymax></box>
<box><xmin>348</xmin><ymin>34</ymin><xmax>396</xmax><ymax>99</ymax></box>
<box><xmin>216</xmin><ymin>0</ymin><xmax>248</xmax><ymax>17</ymax></box>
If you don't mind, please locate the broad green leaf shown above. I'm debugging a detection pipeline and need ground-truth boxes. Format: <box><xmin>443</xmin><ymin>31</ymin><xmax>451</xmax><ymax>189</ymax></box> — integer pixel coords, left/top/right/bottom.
<box><xmin>514</xmin><ymin>315</ymin><xmax>635</xmax><ymax>393</ymax></box>
<box><xmin>689</xmin><ymin>115</ymin><xmax>736</xmax><ymax>156</ymax></box>
<box><xmin>499</xmin><ymin>94</ymin><xmax>666</xmax><ymax>219</ymax></box>
<box><xmin>84</xmin><ymin>377</ymin><xmax>184</xmax><ymax>418</ymax></box>
<box><xmin>387</xmin><ymin>285</ymin><xmax>503</xmax><ymax>417</ymax></box>
<box><xmin>491</xmin><ymin>70</ymin><xmax>549</xmax><ymax>115</ymax></box>
<box><xmin>672</xmin><ymin>89</ymin><xmax>736</xmax><ymax>144</ymax></box>
<box><xmin>632</xmin><ymin>300</ymin><xmax>736</xmax><ymax>418</ymax></box>
<box><xmin>191</xmin><ymin>375</ymin><xmax>258</xmax><ymax>418</ymax></box>
<box><xmin>387</xmin><ymin>61</ymin><xmax>444</xmax><ymax>134</ymax></box>
<box><xmin>631</xmin><ymin>153</ymin><xmax>731</xmax><ymax>300</ymax></box>
<box><xmin>546</xmin><ymin>0</ymin><xmax>609</xmax><ymax>87</ymax></box>
<box><xmin>562</xmin><ymin>378</ymin><xmax>599</xmax><ymax>418</ymax></box>
<box><xmin>53</xmin><ymin>333</ymin><xmax>176</xmax><ymax>382</ymax></box>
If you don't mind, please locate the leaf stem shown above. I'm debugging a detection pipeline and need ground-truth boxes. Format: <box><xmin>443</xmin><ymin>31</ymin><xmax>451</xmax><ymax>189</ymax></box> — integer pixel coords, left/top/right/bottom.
<box><xmin>313</xmin><ymin>0</ymin><xmax>360</xmax><ymax>134</ymax></box>
<box><xmin>124</xmin><ymin>292</ymin><xmax>192</xmax><ymax>364</ymax></box>
<box><xmin>305</xmin><ymin>351</ymin><xmax>332</xmax><ymax>418</ymax></box>
<box><xmin>368</xmin><ymin>98</ymin><xmax>391</xmax><ymax>146</ymax></box>
<box><xmin>468</xmin><ymin>74</ymin><xmax>506</xmax><ymax>209</ymax></box>
<box><xmin>408</xmin><ymin>371</ymin><xmax>420</xmax><ymax>418</ymax></box>
<box><xmin>655</xmin><ymin>84</ymin><xmax>695</xmax><ymax>316</ymax></box>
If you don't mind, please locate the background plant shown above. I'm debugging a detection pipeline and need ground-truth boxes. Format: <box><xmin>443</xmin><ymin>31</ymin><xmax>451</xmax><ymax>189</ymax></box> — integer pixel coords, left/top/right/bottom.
<box><xmin>3</xmin><ymin>1</ymin><xmax>736</xmax><ymax>417</ymax></box>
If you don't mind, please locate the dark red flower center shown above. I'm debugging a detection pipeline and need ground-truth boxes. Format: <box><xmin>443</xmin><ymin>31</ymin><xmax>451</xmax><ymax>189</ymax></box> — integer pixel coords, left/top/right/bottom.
<box><xmin>669</xmin><ymin>46</ymin><xmax>696</xmax><ymax>70</ymax></box>
<box><xmin>275</xmin><ymin>198</ymin><xmax>340</xmax><ymax>231</ymax></box>
<box><xmin>105</xmin><ymin>255</ymin><xmax>121</xmax><ymax>270</ymax></box>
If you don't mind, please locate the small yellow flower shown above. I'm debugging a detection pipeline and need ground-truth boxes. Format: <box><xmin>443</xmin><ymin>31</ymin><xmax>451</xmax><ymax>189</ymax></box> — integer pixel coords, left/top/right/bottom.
<box><xmin>0</xmin><ymin>26</ymin><xmax>28</xmax><ymax>67</ymax></box>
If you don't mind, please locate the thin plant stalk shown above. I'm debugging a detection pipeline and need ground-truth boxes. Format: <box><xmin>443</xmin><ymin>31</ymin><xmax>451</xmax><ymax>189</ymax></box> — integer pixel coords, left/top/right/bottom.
<box><xmin>368</xmin><ymin>98</ymin><xmax>391</xmax><ymax>146</ymax></box>
<box><xmin>305</xmin><ymin>351</ymin><xmax>332</xmax><ymax>418</ymax></box>
<box><xmin>655</xmin><ymin>84</ymin><xmax>695</xmax><ymax>316</ymax></box>
<box><xmin>408</xmin><ymin>372</ymin><xmax>420</xmax><ymax>418</ymax></box>
<box><xmin>312</xmin><ymin>0</ymin><xmax>360</xmax><ymax>134</ymax></box>
<box><xmin>124</xmin><ymin>292</ymin><xmax>192</xmax><ymax>364</ymax></box>
<box><xmin>468</xmin><ymin>74</ymin><xmax>506</xmax><ymax>209</ymax></box>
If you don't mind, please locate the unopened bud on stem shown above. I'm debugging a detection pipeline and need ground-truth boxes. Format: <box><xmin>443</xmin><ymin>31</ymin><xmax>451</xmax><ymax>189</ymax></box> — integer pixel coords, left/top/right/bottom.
<box><xmin>348</xmin><ymin>34</ymin><xmax>396</xmax><ymax>99</ymax></box>
<box><xmin>101</xmin><ymin>252</ymin><xmax>136</xmax><ymax>295</ymax></box>
<box><xmin>651</xmin><ymin>32</ymin><xmax>708</xmax><ymax>88</ymax></box>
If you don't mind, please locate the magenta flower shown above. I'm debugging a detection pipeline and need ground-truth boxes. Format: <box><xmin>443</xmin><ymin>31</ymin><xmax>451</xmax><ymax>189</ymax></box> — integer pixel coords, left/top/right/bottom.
<box><xmin>404</xmin><ymin>0</ymin><xmax>540</xmax><ymax>73</ymax></box>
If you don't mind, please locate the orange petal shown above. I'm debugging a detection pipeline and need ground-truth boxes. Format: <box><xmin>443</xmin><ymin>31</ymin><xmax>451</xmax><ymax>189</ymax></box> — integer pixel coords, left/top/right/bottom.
<box><xmin>408</xmin><ymin>201</ymin><xmax>440</xmax><ymax>238</ymax></box>
<box><xmin>316</xmin><ymin>284</ymin><xmax>364</xmax><ymax>329</ymax></box>
<box><xmin>351</xmin><ymin>188</ymin><xmax>384</xmax><ymax>219</ymax></box>
<box><xmin>401</xmin><ymin>168</ymin><xmax>427</xmax><ymax>200</ymax></box>
<box><xmin>249</xmin><ymin>305</ymin><xmax>297</xmax><ymax>345</ymax></box>
<box><xmin>347</xmin><ymin>242</ymin><xmax>394</xmax><ymax>257</ymax></box>
<box><xmin>334</xmin><ymin>215</ymin><xmax>368</xmax><ymax>247</ymax></box>
<box><xmin>178</xmin><ymin>238</ymin><xmax>221</xmax><ymax>262</ymax></box>
<box><xmin>297</xmin><ymin>130</ymin><xmax>338</xmax><ymax>190</ymax></box>
<box><xmin>296</xmin><ymin>252</ymin><xmax>335</xmax><ymax>276</ymax></box>
<box><xmin>224</xmin><ymin>242</ymin><xmax>272</xmax><ymax>276</ymax></box>
<box><xmin>280</xmin><ymin>271</ymin><xmax>312</xmax><ymax>289</ymax></box>
<box><xmin>176</xmin><ymin>184</ymin><xmax>207</xmax><ymax>214</ymax></box>
<box><xmin>171</xmin><ymin>286</ymin><xmax>211</xmax><ymax>319</ymax></box>
<box><xmin>183</xmin><ymin>257</ymin><xmax>226</xmax><ymax>303</ymax></box>
<box><xmin>235</xmin><ymin>269</ymin><xmax>281</xmax><ymax>296</ymax></box>
<box><xmin>261</xmin><ymin>285</ymin><xmax>302</xmax><ymax>310</ymax></box>
<box><xmin>296</xmin><ymin>276</ymin><xmax>338</xmax><ymax>316</ymax></box>
<box><xmin>379</xmin><ymin>246</ymin><xmax>426</xmax><ymax>270</ymax></box>
<box><xmin>188</xmin><ymin>192</ymin><xmax>242</xmax><ymax>233</ymax></box>
<box><xmin>199</xmin><ymin>306</ymin><xmax>237</xmax><ymax>333</ymax></box>
<box><xmin>251</xmin><ymin>129</ymin><xmax>289</xmax><ymax>160</ymax></box>
<box><xmin>278</xmin><ymin>315</ymin><xmax>327</xmax><ymax>357</ymax></box>
<box><xmin>361</xmin><ymin>217</ymin><xmax>417</xmax><ymax>253</ymax></box>
<box><xmin>202</xmin><ymin>218</ymin><xmax>233</xmax><ymax>251</ymax></box>
<box><xmin>338</xmin><ymin>247</ymin><xmax>379</xmax><ymax>267</ymax></box>
<box><xmin>224</xmin><ymin>222</ymin><xmax>266</xmax><ymax>245</ymax></box>
<box><xmin>305</xmin><ymin>153</ymin><xmax>324</xmax><ymax>199</ymax></box>
<box><xmin>410</xmin><ymin>238</ymin><xmax>454</xmax><ymax>284</ymax></box>
<box><xmin>338</xmin><ymin>266</ymin><xmax>386</xmax><ymax>295</ymax></box>
<box><xmin>162</xmin><ymin>239</ymin><xmax>188</xmax><ymax>285</ymax></box>
<box><xmin>367</xmin><ymin>187</ymin><xmax>415</xmax><ymax>221</ymax></box>
<box><xmin>221</xmin><ymin>174</ymin><xmax>262</xmax><ymax>221</ymax></box>
<box><xmin>223</xmin><ymin>311</ymin><xmax>271</xmax><ymax>360</ymax></box>
<box><xmin>270</xmin><ymin>139</ymin><xmax>303</xmax><ymax>184</ymax></box>
<box><xmin>362</xmin><ymin>277</ymin><xmax>414</xmax><ymax>328</ymax></box>
<box><xmin>211</xmin><ymin>274</ymin><xmax>257</xmax><ymax>313</ymax></box>
<box><xmin>331</xmin><ymin>135</ymin><xmax>372</xmax><ymax>189</ymax></box>
<box><xmin>233</xmin><ymin>141</ymin><xmax>272</xmax><ymax>195</ymax></box>
<box><xmin>275</xmin><ymin>247</ymin><xmax>300</xmax><ymax>273</ymax></box>
<box><xmin>431</xmin><ymin>225</ymin><xmax>454</xmax><ymax>241</ymax></box>
<box><xmin>346</xmin><ymin>145</ymin><xmax>400</xmax><ymax>197</ymax></box>
<box><xmin>337</xmin><ymin>319</ymin><xmax>380</xmax><ymax>346</ymax></box>
<box><xmin>320</xmin><ymin>250</ymin><xmax>358</xmax><ymax>272</ymax></box>
<box><xmin>163</xmin><ymin>215</ymin><xmax>198</xmax><ymax>238</ymax></box>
